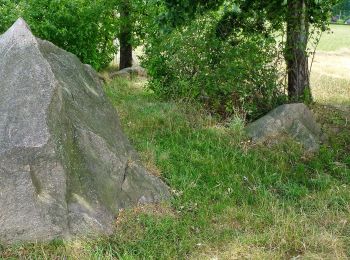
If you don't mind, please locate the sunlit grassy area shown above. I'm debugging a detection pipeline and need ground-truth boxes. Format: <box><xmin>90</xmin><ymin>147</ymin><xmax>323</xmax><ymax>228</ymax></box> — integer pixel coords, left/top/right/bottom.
<box><xmin>311</xmin><ymin>24</ymin><xmax>350</xmax><ymax>105</ymax></box>
<box><xmin>311</xmin><ymin>51</ymin><xmax>350</xmax><ymax>105</ymax></box>
<box><xmin>317</xmin><ymin>24</ymin><xmax>350</xmax><ymax>52</ymax></box>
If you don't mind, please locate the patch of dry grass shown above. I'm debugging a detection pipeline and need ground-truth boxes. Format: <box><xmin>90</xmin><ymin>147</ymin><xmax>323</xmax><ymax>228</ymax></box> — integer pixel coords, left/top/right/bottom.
<box><xmin>191</xmin><ymin>197</ymin><xmax>350</xmax><ymax>259</ymax></box>
<box><xmin>311</xmin><ymin>50</ymin><xmax>350</xmax><ymax>105</ymax></box>
<box><xmin>309</xmin><ymin>25</ymin><xmax>350</xmax><ymax>105</ymax></box>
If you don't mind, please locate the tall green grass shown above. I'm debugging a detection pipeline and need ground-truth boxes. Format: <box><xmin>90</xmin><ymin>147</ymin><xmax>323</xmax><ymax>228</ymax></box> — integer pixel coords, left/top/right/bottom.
<box><xmin>1</xmin><ymin>78</ymin><xmax>349</xmax><ymax>259</ymax></box>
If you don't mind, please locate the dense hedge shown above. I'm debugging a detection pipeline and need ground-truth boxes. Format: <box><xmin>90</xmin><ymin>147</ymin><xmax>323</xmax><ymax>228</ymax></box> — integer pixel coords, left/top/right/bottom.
<box><xmin>143</xmin><ymin>14</ymin><xmax>287</xmax><ymax>119</ymax></box>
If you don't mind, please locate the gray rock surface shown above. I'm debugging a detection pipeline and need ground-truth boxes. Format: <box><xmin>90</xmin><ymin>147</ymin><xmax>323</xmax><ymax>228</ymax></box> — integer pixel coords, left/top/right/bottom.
<box><xmin>246</xmin><ymin>103</ymin><xmax>322</xmax><ymax>152</ymax></box>
<box><xmin>111</xmin><ymin>66</ymin><xmax>147</xmax><ymax>79</ymax></box>
<box><xmin>0</xmin><ymin>18</ymin><xmax>169</xmax><ymax>244</ymax></box>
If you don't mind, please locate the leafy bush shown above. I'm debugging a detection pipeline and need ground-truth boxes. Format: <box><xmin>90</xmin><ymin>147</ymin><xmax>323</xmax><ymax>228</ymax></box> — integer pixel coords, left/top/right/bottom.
<box><xmin>22</xmin><ymin>0</ymin><xmax>118</xmax><ymax>70</ymax></box>
<box><xmin>143</xmin><ymin>15</ymin><xmax>286</xmax><ymax>119</ymax></box>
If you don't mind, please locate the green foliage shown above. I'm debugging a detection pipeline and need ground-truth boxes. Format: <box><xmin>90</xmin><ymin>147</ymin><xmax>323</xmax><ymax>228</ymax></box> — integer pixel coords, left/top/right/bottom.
<box><xmin>160</xmin><ymin>0</ymin><xmax>338</xmax><ymax>103</ymax></box>
<box><xmin>21</xmin><ymin>0</ymin><xmax>118</xmax><ymax>70</ymax></box>
<box><xmin>143</xmin><ymin>14</ymin><xmax>286</xmax><ymax>119</ymax></box>
<box><xmin>116</xmin><ymin>0</ymin><xmax>152</xmax><ymax>47</ymax></box>
<box><xmin>163</xmin><ymin>0</ymin><xmax>338</xmax><ymax>30</ymax></box>
<box><xmin>0</xmin><ymin>0</ymin><xmax>21</xmax><ymax>33</ymax></box>
<box><xmin>333</xmin><ymin>0</ymin><xmax>350</xmax><ymax>17</ymax></box>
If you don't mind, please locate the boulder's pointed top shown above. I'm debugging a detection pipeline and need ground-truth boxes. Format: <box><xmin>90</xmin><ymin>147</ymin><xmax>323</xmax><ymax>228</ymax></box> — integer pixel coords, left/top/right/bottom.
<box><xmin>7</xmin><ymin>17</ymin><xmax>32</xmax><ymax>35</ymax></box>
<box><xmin>11</xmin><ymin>18</ymin><xmax>31</xmax><ymax>30</ymax></box>
<box><xmin>0</xmin><ymin>18</ymin><xmax>36</xmax><ymax>45</ymax></box>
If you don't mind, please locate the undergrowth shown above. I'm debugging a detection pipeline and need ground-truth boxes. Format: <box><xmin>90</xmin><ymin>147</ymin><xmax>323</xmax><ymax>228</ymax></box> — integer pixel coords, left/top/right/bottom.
<box><xmin>1</xmin><ymin>78</ymin><xmax>349</xmax><ymax>259</ymax></box>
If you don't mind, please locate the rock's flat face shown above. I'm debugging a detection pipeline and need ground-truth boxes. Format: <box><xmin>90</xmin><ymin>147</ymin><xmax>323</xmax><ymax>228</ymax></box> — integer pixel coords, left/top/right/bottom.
<box><xmin>0</xmin><ymin>19</ymin><xmax>169</xmax><ymax>244</ymax></box>
<box><xmin>0</xmin><ymin>19</ymin><xmax>55</xmax><ymax>154</ymax></box>
<box><xmin>246</xmin><ymin>103</ymin><xmax>322</xmax><ymax>152</ymax></box>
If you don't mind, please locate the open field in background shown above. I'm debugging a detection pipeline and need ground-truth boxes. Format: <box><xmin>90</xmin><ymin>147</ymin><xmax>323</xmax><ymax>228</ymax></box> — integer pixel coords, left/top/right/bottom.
<box><xmin>311</xmin><ymin>24</ymin><xmax>350</xmax><ymax>105</ymax></box>
<box><xmin>316</xmin><ymin>25</ymin><xmax>350</xmax><ymax>52</ymax></box>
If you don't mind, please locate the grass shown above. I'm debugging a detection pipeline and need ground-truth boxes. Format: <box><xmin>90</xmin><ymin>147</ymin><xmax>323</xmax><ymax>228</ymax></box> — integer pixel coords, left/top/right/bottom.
<box><xmin>317</xmin><ymin>24</ymin><xmax>350</xmax><ymax>52</ymax></box>
<box><xmin>311</xmin><ymin>24</ymin><xmax>350</xmax><ymax>105</ymax></box>
<box><xmin>1</xmin><ymin>24</ymin><xmax>350</xmax><ymax>260</ymax></box>
<box><xmin>311</xmin><ymin>50</ymin><xmax>350</xmax><ymax>105</ymax></box>
<box><xmin>2</xmin><ymin>77</ymin><xmax>349</xmax><ymax>259</ymax></box>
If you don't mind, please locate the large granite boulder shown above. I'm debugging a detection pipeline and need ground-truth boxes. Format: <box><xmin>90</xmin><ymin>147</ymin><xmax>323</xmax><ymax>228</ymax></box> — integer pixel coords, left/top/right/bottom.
<box><xmin>246</xmin><ymin>103</ymin><xmax>322</xmax><ymax>152</ymax></box>
<box><xmin>0</xmin><ymin>19</ymin><xmax>169</xmax><ymax>244</ymax></box>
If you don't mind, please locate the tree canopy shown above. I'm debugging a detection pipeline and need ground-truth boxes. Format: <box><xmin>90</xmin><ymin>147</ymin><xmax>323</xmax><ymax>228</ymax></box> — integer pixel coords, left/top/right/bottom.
<box><xmin>0</xmin><ymin>0</ymin><xmax>340</xmax><ymax>117</ymax></box>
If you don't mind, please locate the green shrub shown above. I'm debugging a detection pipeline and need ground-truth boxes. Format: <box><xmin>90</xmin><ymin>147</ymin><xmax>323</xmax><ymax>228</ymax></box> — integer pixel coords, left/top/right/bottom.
<box><xmin>143</xmin><ymin>15</ymin><xmax>286</xmax><ymax>120</ymax></box>
<box><xmin>22</xmin><ymin>0</ymin><xmax>118</xmax><ymax>70</ymax></box>
<box><xmin>0</xmin><ymin>0</ymin><xmax>117</xmax><ymax>70</ymax></box>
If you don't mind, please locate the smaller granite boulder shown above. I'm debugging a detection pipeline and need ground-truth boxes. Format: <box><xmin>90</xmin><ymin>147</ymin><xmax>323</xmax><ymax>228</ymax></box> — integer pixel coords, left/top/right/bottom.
<box><xmin>246</xmin><ymin>103</ymin><xmax>322</xmax><ymax>152</ymax></box>
<box><xmin>111</xmin><ymin>66</ymin><xmax>147</xmax><ymax>79</ymax></box>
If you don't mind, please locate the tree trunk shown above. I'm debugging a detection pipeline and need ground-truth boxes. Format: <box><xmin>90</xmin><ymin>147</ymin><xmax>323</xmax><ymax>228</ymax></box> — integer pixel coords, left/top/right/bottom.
<box><xmin>285</xmin><ymin>0</ymin><xmax>311</xmax><ymax>102</ymax></box>
<box><xmin>119</xmin><ymin>0</ymin><xmax>133</xmax><ymax>70</ymax></box>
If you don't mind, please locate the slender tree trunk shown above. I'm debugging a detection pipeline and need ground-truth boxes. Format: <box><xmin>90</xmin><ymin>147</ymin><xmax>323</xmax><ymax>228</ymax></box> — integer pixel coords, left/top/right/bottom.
<box><xmin>285</xmin><ymin>0</ymin><xmax>311</xmax><ymax>102</ymax></box>
<box><xmin>119</xmin><ymin>0</ymin><xmax>133</xmax><ymax>70</ymax></box>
